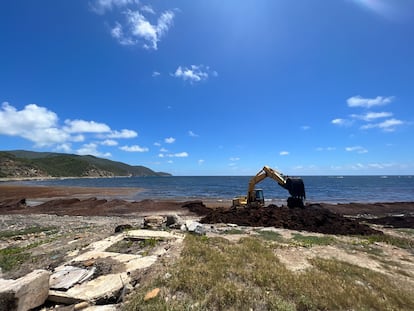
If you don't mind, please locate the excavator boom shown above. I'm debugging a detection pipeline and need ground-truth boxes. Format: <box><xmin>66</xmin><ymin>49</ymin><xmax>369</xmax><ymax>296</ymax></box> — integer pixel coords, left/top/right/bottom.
<box><xmin>233</xmin><ymin>165</ymin><xmax>306</xmax><ymax>208</ymax></box>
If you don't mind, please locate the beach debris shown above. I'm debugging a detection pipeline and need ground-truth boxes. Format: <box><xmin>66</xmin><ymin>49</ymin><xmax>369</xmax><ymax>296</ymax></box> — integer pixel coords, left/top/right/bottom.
<box><xmin>114</xmin><ymin>224</ymin><xmax>133</xmax><ymax>233</ymax></box>
<box><xmin>144</xmin><ymin>287</ymin><xmax>160</xmax><ymax>301</ymax></box>
<box><xmin>144</xmin><ymin>216</ymin><xmax>166</xmax><ymax>229</ymax></box>
<box><xmin>49</xmin><ymin>266</ymin><xmax>95</xmax><ymax>290</ymax></box>
<box><xmin>181</xmin><ymin>220</ymin><xmax>206</xmax><ymax>235</ymax></box>
<box><xmin>0</xmin><ymin>269</ymin><xmax>51</xmax><ymax>311</ymax></box>
<box><xmin>200</xmin><ymin>204</ymin><xmax>382</xmax><ymax>235</ymax></box>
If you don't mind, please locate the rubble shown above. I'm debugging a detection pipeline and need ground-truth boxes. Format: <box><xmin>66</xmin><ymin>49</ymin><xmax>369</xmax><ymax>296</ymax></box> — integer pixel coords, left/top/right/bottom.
<box><xmin>0</xmin><ymin>269</ymin><xmax>51</xmax><ymax>311</ymax></box>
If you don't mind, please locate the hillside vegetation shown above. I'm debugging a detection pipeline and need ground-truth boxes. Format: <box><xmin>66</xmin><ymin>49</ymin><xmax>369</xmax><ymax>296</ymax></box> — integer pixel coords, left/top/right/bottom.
<box><xmin>0</xmin><ymin>150</ymin><xmax>170</xmax><ymax>178</ymax></box>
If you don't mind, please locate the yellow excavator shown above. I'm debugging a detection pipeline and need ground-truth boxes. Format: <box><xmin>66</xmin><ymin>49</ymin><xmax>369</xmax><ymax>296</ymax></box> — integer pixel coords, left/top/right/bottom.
<box><xmin>232</xmin><ymin>166</ymin><xmax>306</xmax><ymax>208</ymax></box>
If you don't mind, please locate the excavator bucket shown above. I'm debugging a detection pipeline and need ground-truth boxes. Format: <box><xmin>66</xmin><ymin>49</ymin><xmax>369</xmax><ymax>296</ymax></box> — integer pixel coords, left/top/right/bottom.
<box><xmin>285</xmin><ymin>177</ymin><xmax>306</xmax><ymax>199</ymax></box>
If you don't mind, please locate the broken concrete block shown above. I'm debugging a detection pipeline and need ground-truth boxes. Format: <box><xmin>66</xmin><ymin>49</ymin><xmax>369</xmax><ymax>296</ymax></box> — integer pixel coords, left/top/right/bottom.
<box><xmin>0</xmin><ymin>269</ymin><xmax>51</xmax><ymax>311</ymax></box>
<box><xmin>50</xmin><ymin>266</ymin><xmax>95</xmax><ymax>290</ymax></box>
<box><xmin>185</xmin><ymin>221</ymin><xmax>206</xmax><ymax>235</ymax></box>
<box><xmin>144</xmin><ymin>216</ymin><xmax>165</xmax><ymax>229</ymax></box>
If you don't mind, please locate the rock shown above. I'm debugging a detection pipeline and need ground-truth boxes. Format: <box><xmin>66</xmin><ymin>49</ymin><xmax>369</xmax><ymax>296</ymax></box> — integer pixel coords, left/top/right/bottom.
<box><xmin>144</xmin><ymin>288</ymin><xmax>160</xmax><ymax>301</ymax></box>
<box><xmin>185</xmin><ymin>221</ymin><xmax>206</xmax><ymax>235</ymax></box>
<box><xmin>0</xmin><ymin>269</ymin><xmax>51</xmax><ymax>311</ymax></box>
<box><xmin>114</xmin><ymin>224</ymin><xmax>133</xmax><ymax>233</ymax></box>
<box><xmin>144</xmin><ymin>216</ymin><xmax>165</xmax><ymax>229</ymax></box>
<box><xmin>50</xmin><ymin>266</ymin><xmax>95</xmax><ymax>290</ymax></box>
<box><xmin>166</xmin><ymin>214</ymin><xmax>183</xmax><ymax>228</ymax></box>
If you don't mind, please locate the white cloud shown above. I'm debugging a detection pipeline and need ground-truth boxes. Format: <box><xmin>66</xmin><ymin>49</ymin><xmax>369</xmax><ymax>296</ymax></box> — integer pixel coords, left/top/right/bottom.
<box><xmin>153</xmin><ymin>142</ymin><xmax>161</xmax><ymax>147</ymax></box>
<box><xmin>351</xmin><ymin>111</ymin><xmax>393</xmax><ymax>121</ymax></box>
<box><xmin>173</xmin><ymin>65</ymin><xmax>216</xmax><ymax>83</ymax></box>
<box><xmin>55</xmin><ymin>143</ymin><xmax>72</xmax><ymax>153</ymax></box>
<box><xmin>347</xmin><ymin>95</ymin><xmax>394</xmax><ymax>108</ymax></box>
<box><xmin>141</xmin><ymin>5</ymin><xmax>155</xmax><ymax>15</ymax></box>
<box><xmin>361</xmin><ymin>118</ymin><xmax>404</xmax><ymax>132</ymax></box>
<box><xmin>120</xmin><ymin>145</ymin><xmax>149</xmax><ymax>152</ymax></box>
<box><xmin>164</xmin><ymin>137</ymin><xmax>175</xmax><ymax>144</ymax></box>
<box><xmin>0</xmin><ymin>102</ymin><xmax>70</xmax><ymax>147</ymax></box>
<box><xmin>152</xmin><ymin>71</ymin><xmax>161</xmax><ymax>77</ymax></box>
<box><xmin>108</xmin><ymin>129</ymin><xmax>138</xmax><ymax>138</ymax></box>
<box><xmin>198</xmin><ymin>159</ymin><xmax>205</xmax><ymax>165</ymax></box>
<box><xmin>159</xmin><ymin>151</ymin><xmax>188</xmax><ymax>158</ymax></box>
<box><xmin>64</xmin><ymin>119</ymin><xmax>111</xmax><ymax>133</ymax></box>
<box><xmin>172</xmin><ymin>152</ymin><xmax>188</xmax><ymax>158</ymax></box>
<box><xmin>77</xmin><ymin>143</ymin><xmax>111</xmax><ymax>157</ymax></box>
<box><xmin>0</xmin><ymin>102</ymin><xmax>137</xmax><ymax>152</ymax></box>
<box><xmin>316</xmin><ymin>147</ymin><xmax>336</xmax><ymax>151</ymax></box>
<box><xmin>91</xmin><ymin>0</ymin><xmax>137</xmax><ymax>14</ymax></box>
<box><xmin>111</xmin><ymin>9</ymin><xmax>175</xmax><ymax>50</ymax></box>
<box><xmin>301</xmin><ymin>125</ymin><xmax>311</xmax><ymax>130</ymax></box>
<box><xmin>279</xmin><ymin>151</ymin><xmax>289</xmax><ymax>156</ymax></box>
<box><xmin>160</xmin><ymin>147</ymin><xmax>168</xmax><ymax>152</ymax></box>
<box><xmin>188</xmin><ymin>130</ymin><xmax>199</xmax><ymax>137</ymax></box>
<box><xmin>101</xmin><ymin>139</ymin><xmax>118</xmax><ymax>146</ymax></box>
<box><xmin>345</xmin><ymin>146</ymin><xmax>368</xmax><ymax>154</ymax></box>
<box><xmin>331</xmin><ymin>118</ymin><xmax>355</xmax><ymax>127</ymax></box>
<box><xmin>229</xmin><ymin>157</ymin><xmax>240</xmax><ymax>161</ymax></box>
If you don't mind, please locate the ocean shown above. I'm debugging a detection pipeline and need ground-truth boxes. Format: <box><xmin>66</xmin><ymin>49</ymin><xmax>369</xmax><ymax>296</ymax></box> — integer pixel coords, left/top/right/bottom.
<box><xmin>19</xmin><ymin>175</ymin><xmax>414</xmax><ymax>204</ymax></box>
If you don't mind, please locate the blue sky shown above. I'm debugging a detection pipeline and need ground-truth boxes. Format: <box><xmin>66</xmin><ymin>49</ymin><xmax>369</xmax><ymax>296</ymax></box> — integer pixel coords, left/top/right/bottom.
<box><xmin>1</xmin><ymin>0</ymin><xmax>413</xmax><ymax>176</ymax></box>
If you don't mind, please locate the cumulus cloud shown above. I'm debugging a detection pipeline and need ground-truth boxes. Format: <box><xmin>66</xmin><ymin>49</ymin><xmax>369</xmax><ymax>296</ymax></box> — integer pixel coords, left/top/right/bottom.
<box><xmin>345</xmin><ymin>146</ymin><xmax>368</xmax><ymax>154</ymax></box>
<box><xmin>0</xmin><ymin>102</ymin><xmax>137</xmax><ymax>154</ymax></box>
<box><xmin>188</xmin><ymin>130</ymin><xmax>198</xmax><ymax>137</ymax></box>
<box><xmin>229</xmin><ymin>157</ymin><xmax>240</xmax><ymax>161</ymax></box>
<box><xmin>91</xmin><ymin>0</ymin><xmax>137</xmax><ymax>14</ymax></box>
<box><xmin>279</xmin><ymin>151</ymin><xmax>289</xmax><ymax>156</ymax></box>
<box><xmin>164</xmin><ymin>137</ymin><xmax>175</xmax><ymax>144</ymax></box>
<box><xmin>361</xmin><ymin>118</ymin><xmax>404</xmax><ymax>132</ymax></box>
<box><xmin>331</xmin><ymin>118</ymin><xmax>353</xmax><ymax>126</ymax></box>
<box><xmin>64</xmin><ymin>119</ymin><xmax>111</xmax><ymax>133</ymax></box>
<box><xmin>351</xmin><ymin>111</ymin><xmax>393</xmax><ymax>121</ymax></box>
<box><xmin>111</xmin><ymin>8</ymin><xmax>175</xmax><ymax>50</ymax></box>
<box><xmin>173</xmin><ymin>65</ymin><xmax>217</xmax><ymax>83</ymax></box>
<box><xmin>77</xmin><ymin>143</ymin><xmax>112</xmax><ymax>157</ymax></box>
<box><xmin>120</xmin><ymin>145</ymin><xmax>149</xmax><ymax>152</ymax></box>
<box><xmin>347</xmin><ymin>95</ymin><xmax>394</xmax><ymax>108</ymax></box>
<box><xmin>108</xmin><ymin>129</ymin><xmax>138</xmax><ymax>138</ymax></box>
<box><xmin>101</xmin><ymin>139</ymin><xmax>118</xmax><ymax>146</ymax></box>
<box><xmin>198</xmin><ymin>159</ymin><xmax>205</xmax><ymax>165</ymax></box>
<box><xmin>158</xmin><ymin>151</ymin><xmax>188</xmax><ymax>158</ymax></box>
<box><xmin>152</xmin><ymin>71</ymin><xmax>161</xmax><ymax>77</ymax></box>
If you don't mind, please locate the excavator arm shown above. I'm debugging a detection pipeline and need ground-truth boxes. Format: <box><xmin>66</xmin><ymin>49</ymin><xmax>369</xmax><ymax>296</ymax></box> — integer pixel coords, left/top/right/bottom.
<box><xmin>247</xmin><ymin>166</ymin><xmax>306</xmax><ymax>207</ymax></box>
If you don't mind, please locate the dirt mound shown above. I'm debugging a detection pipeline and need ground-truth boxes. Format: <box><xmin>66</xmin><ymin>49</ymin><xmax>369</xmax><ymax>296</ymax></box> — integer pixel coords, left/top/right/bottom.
<box><xmin>182</xmin><ymin>200</ymin><xmax>211</xmax><ymax>216</ymax></box>
<box><xmin>200</xmin><ymin>204</ymin><xmax>382</xmax><ymax>235</ymax></box>
<box><xmin>362</xmin><ymin>216</ymin><xmax>414</xmax><ymax>229</ymax></box>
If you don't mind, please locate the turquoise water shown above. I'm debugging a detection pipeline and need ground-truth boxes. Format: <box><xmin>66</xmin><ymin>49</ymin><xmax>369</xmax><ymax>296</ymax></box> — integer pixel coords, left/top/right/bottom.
<box><xmin>18</xmin><ymin>175</ymin><xmax>414</xmax><ymax>203</ymax></box>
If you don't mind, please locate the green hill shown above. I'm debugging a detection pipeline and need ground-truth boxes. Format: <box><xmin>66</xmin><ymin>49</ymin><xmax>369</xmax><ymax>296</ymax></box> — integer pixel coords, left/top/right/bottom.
<box><xmin>0</xmin><ymin>150</ymin><xmax>171</xmax><ymax>178</ymax></box>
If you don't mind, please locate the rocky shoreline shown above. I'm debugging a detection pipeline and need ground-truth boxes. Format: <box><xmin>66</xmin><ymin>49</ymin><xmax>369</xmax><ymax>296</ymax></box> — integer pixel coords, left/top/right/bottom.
<box><xmin>1</xmin><ymin>184</ymin><xmax>414</xmax><ymax>310</ymax></box>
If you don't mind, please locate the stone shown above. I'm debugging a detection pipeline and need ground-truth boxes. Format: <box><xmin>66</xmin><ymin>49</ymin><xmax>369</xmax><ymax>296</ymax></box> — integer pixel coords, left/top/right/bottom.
<box><xmin>185</xmin><ymin>221</ymin><xmax>206</xmax><ymax>235</ymax></box>
<box><xmin>144</xmin><ymin>216</ymin><xmax>165</xmax><ymax>229</ymax></box>
<box><xmin>50</xmin><ymin>266</ymin><xmax>95</xmax><ymax>290</ymax></box>
<box><xmin>114</xmin><ymin>224</ymin><xmax>132</xmax><ymax>233</ymax></box>
<box><xmin>144</xmin><ymin>288</ymin><xmax>160</xmax><ymax>301</ymax></box>
<box><xmin>0</xmin><ymin>269</ymin><xmax>51</xmax><ymax>311</ymax></box>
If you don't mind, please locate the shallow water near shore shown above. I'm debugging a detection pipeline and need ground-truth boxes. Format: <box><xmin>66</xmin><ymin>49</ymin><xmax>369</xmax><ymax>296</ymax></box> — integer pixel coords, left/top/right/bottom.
<box><xmin>15</xmin><ymin>175</ymin><xmax>414</xmax><ymax>203</ymax></box>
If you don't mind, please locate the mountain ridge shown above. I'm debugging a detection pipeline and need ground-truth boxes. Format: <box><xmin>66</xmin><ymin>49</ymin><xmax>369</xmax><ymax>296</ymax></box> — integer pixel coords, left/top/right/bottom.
<box><xmin>0</xmin><ymin>150</ymin><xmax>171</xmax><ymax>178</ymax></box>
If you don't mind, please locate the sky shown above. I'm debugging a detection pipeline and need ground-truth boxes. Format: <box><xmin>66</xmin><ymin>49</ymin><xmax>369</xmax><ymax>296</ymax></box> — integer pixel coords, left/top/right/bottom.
<box><xmin>1</xmin><ymin>0</ymin><xmax>414</xmax><ymax>176</ymax></box>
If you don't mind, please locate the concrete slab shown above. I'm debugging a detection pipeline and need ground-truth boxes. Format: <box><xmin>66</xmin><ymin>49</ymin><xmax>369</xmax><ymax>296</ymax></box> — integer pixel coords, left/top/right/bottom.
<box><xmin>50</xmin><ymin>266</ymin><xmax>95</xmax><ymax>290</ymax></box>
<box><xmin>49</xmin><ymin>272</ymin><xmax>130</xmax><ymax>304</ymax></box>
<box><xmin>126</xmin><ymin>229</ymin><xmax>183</xmax><ymax>240</ymax></box>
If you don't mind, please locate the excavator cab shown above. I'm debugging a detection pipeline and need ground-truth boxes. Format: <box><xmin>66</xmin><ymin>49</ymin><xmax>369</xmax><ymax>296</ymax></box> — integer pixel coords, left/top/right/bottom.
<box><xmin>247</xmin><ymin>189</ymin><xmax>264</xmax><ymax>207</ymax></box>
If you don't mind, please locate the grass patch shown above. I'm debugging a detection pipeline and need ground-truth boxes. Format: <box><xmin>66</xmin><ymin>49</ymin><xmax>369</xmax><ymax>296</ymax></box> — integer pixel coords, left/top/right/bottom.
<box><xmin>0</xmin><ymin>226</ymin><xmax>58</xmax><ymax>239</ymax></box>
<box><xmin>222</xmin><ymin>228</ymin><xmax>245</xmax><ymax>235</ymax></box>
<box><xmin>360</xmin><ymin>234</ymin><xmax>414</xmax><ymax>251</ymax></box>
<box><xmin>124</xmin><ymin>235</ymin><xmax>414</xmax><ymax>311</ymax></box>
<box><xmin>291</xmin><ymin>233</ymin><xmax>337</xmax><ymax>247</ymax></box>
<box><xmin>0</xmin><ymin>246</ymin><xmax>31</xmax><ymax>272</ymax></box>
<box><xmin>256</xmin><ymin>230</ymin><xmax>285</xmax><ymax>242</ymax></box>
